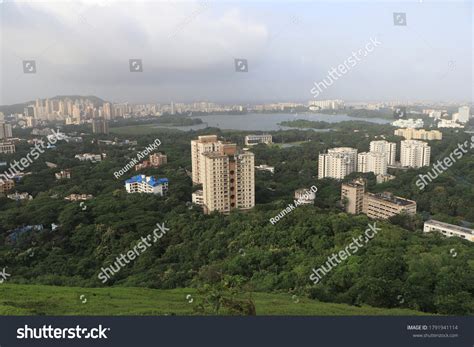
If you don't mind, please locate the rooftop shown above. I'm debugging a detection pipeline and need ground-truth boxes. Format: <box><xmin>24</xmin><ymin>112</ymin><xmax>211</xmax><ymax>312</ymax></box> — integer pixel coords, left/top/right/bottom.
<box><xmin>125</xmin><ymin>175</ymin><xmax>168</xmax><ymax>187</ymax></box>
<box><xmin>425</xmin><ymin>220</ymin><xmax>474</xmax><ymax>235</ymax></box>
<box><xmin>367</xmin><ymin>192</ymin><xmax>415</xmax><ymax>206</ymax></box>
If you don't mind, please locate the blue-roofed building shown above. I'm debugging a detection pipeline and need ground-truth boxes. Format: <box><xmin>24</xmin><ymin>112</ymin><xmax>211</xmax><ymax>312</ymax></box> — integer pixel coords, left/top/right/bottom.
<box><xmin>125</xmin><ymin>175</ymin><xmax>168</xmax><ymax>196</ymax></box>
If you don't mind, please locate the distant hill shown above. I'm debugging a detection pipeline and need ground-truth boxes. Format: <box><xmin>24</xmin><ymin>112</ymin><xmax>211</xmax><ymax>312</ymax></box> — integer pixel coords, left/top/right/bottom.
<box><xmin>0</xmin><ymin>95</ymin><xmax>106</xmax><ymax>115</ymax></box>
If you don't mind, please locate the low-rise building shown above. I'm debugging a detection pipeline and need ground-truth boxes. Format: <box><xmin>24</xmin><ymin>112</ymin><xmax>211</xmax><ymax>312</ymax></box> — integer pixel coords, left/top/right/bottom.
<box><xmin>363</xmin><ymin>192</ymin><xmax>416</xmax><ymax>219</ymax></box>
<box><xmin>7</xmin><ymin>192</ymin><xmax>33</xmax><ymax>201</ymax></box>
<box><xmin>64</xmin><ymin>194</ymin><xmax>93</xmax><ymax>201</ymax></box>
<box><xmin>423</xmin><ymin>220</ymin><xmax>474</xmax><ymax>242</ymax></box>
<box><xmin>341</xmin><ymin>179</ymin><xmax>416</xmax><ymax>219</ymax></box>
<box><xmin>55</xmin><ymin>170</ymin><xmax>71</xmax><ymax>180</ymax></box>
<box><xmin>437</xmin><ymin>119</ymin><xmax>464</xmax><ymax>128</ymax></box>
<box><xmin>294</xmin><ymin>188</ymin><xmax>316</xmax><ymax>204</ymax></box>
<box><xmin>255</xmin><ymin>164</ymin><xmax>275</xmax><ymax>174</ymax></box>
<box><xmin>376</xmin><ymin>174</ymin><xmax>396</xmax><ymax>184</ymax></box>
<box><xmin>75</xmin><ymin>153</ymin><xmax>105</xmax><ymax>162</ymax></box>
<box><xmin>394</xmin><ymin>128</ymin><xmax>442</xmax><ymax>140</ymax></box>
<box><xmin>192</xmin><ymin>190</ymin><xmax>204</xmax><ymax>206</ymax></box>
<box><xmin>245</xmin><ymin>134</ymin><xmax>273</xmax><ymax>146</ymax></box>
<box><xmin>0</xmin><ymin>179</ymin><xmax>15</xmax><ymax>194</ymax></box>
<box><xmin>135</xmin><ymin>153</ymin><xmax>168</xmax><ymax>171</ymax></box>
<box><xmin>0</xmin><ymin>142</ymin><xmax>15</xmax><ymax>154</ymax></box>
<box><xmin>125</xmin><ymin>175</ymin><xmax>168</xmax><ymax>196</ymax></box>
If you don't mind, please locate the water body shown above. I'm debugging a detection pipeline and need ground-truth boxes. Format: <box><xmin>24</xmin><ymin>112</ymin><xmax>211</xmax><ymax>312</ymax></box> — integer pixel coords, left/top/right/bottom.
<box><xmin>153</xmin><ymin>113</ymin><xmax>391</xmax><ymax>131</ymax></box>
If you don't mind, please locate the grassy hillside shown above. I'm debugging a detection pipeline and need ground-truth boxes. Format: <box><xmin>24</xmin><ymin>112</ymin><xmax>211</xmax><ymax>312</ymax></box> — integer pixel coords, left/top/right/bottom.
<box><xmin>0</xmin><ymin>284</ymin><xmax>428</xmax><ymax>316</ymax></box>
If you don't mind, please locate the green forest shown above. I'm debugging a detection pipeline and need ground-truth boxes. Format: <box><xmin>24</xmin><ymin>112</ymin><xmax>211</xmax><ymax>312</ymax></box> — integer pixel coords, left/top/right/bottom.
<box><xmin>1</xmin><ymin>120</ymin><xmax>473</xmax><ymax>315</ymax></box>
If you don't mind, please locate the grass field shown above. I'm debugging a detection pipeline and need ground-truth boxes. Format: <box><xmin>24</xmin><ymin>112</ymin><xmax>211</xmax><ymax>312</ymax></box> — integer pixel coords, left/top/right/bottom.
<box><xmin>0</xmin><ymin>284</ymin><xmax>428</xmax><ymax>316</ymax></box>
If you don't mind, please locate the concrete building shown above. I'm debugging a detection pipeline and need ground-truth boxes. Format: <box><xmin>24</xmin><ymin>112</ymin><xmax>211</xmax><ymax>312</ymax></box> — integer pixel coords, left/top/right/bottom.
<box><xmin>341</xmin><ymin>179</ymin><xmax>416</xmax><ymax>219</ymax></box>
<box><xmin>318</xmin><ymin>147</ymin><xmax>357</xmax><ymax>180</ymax></box>
<box><xmin>255</xmin><ymin>164</ymin><xmax>275</xmax><ymax>174</ymax></box>
<box><xmin>92</xmin><ymin>118</ymin><xmax>109</xmax><ymax>134</ymax></box>
<box><xmin>125</xmin><ymin>175</ymin><xmax>168</xmax><ymax>196</ymax></box>
<box><xmin>341</xmin><ymin>178</ymin><xmax>366</xmax><ymax>214</ymax></box>
<box><xmin>423</xmin><ymin>220</ymin><xmax>474</xmax><ymax>242</ymax></box>
<box><xmin>438</xmin><ymin>119</ymin><xmax>464</xmax><ymax>128</ymax></box>
<box><xmin>294</xmin><ymin>188</ymin><xmax>316</xmax><ymax>205</ymax></box>
<box><xmin>391</xmin><ymin>118</ymin><xmax>424</xmax><ymax>129</ymax></box>
<box><xmin>55</xmin><ymin>170</ymin><xmax>71</xmax><ymax>180</ymax></box>
<box><xmin>64</xmin><ymin>194</ymin><xmax>93</xmax><ymax>201</ymax></box>
<box><xmin>369</xmin><ymin>140</ymin><xmax>396</xmax><ymax>165</ymax></box>
<box><xmin>394</xmin><ymin>128</ymin><xmax>442</xmax><ymax>141</ymax></box>
<box><xmin>357</xmin><ymin>151</ymin><xmax>387</xmax><ymax>175</ymax></box>
<box><xmin>363</xmin><ymin>192</ymin><xmax>416</xmax><ymax>219</ymax></box>
<box><xmin>199</xmin><ymin>142</ymin><xmax>255</xmax><ymax>214</ymax></box>
<box><xmin>0</xmin><ymin>142</ymin><xmax>16</xmax><ymax>154</ymax></box>
<box><xmin>454</xmin><ymin>106</ymin><xmax>470</xmax><ymax>123</ymax></box>
<box><xmin>0</xmin><ymin>179</ymin><xmax>15</xmax><ymax>194</ymax></box>
<box><xmin>192</xmin><ymin>190</ymin><xmax>204</xmax><ymax>206</ymax></box>
<box><xmin>191</xmin><ymin>135</ymin><xmax>223</xmax><ymax>184</ymax></box>
<box><xmin>376</xmin><ymin>174</ymin><xmax>396</xmax><ymax>184</ymax></box>
<box><xmin>0</xmin><ymin>120</ymin><xmax>13</xmax><ymax>140</ymax></box>
<box><xmin>400</xmin><ymin>140</ymin><xmax>431</xmax><ymax>168</ymax></box>
<box><xmin>245</xmin><ymin>134</ymin><xmax>273</xmax><ymax>146</ymax></box>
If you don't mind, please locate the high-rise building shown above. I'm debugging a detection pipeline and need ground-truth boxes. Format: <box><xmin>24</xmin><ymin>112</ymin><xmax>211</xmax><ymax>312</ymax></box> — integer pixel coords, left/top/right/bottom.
<box><xmin>357</xmin><ymin>151</ymin><xmax>387</xmax><ymax>175</ymax></box>
<box><xmin>191</xmin><ymin>135</ymin><xmax>223</xmax><ymax>184</ymax></box>
<box><xmin>103</xmin><ymin>102</ymin><xmax>113</xmax><ymax>120</ymax></box>
<box><xmin>341</xmin><ymin>178</ymin><xmax>366</xmax><ymax>214</ymax></box>
<box><xmin>92</xmin><ymin>118</ymin><xmax>109</xmax><ymax>134</ymax></box>
<box><xmin>369</xmin><ymin>140</ymin><xmax>396</xmax><ymax>165</ymax></box>
<box><xmin>400</xmin><ymin>140</ymin><xmax>431</xmax><ymax>168</ymax></box>
<box><xmin>318</xmin><ymin>147</ymin><xmax>357</xmax><ymax>180</ymax></box>
<box><xmin>200</xmin><ymin>143</ymin><xmax>255</xmax><ymax>214</ymax></box>
<box><xmin>0</xmin><ymin>119</ymin><xmax>12</xmax><ymax>140</ymax></box>
<box><xmin>455</xmin><ymin>106</ymin><xmax>470</xmax><ymax>123</ymax></box>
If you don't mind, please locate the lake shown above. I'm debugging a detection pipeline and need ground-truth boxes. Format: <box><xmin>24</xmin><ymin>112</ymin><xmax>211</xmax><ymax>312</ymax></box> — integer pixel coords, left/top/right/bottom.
<box><xmin>153</xmin><ymin>113</ymin><xmax>390</xmax><ymax>131</ymax></box>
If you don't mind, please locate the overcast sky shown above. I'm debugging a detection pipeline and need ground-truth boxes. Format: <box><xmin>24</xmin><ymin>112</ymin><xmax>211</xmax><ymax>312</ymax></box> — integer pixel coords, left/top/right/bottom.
<box><xmin>0</xmin><ymin>0</ymin><xmax>472</xmax><ymax>105</ymax></box>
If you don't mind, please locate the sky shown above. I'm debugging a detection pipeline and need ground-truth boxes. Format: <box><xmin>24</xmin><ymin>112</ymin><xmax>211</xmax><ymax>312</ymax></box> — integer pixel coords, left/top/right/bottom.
<box><xmin>0</xmin><ymin>0</ymin><xmax>472</xmax><ymax>105</ymax></box>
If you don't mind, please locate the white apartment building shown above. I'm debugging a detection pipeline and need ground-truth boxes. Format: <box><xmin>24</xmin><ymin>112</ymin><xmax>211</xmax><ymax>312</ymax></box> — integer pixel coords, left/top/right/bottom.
<box><xmin>308</xmin><ymin>99</ymin><xmax>344</xmax><ymax>110</ymax></box>
<box><xmin>391</xmin><ymin>118</ymin><xmax>424</xmax><ymax>129</ymax></box>
<box><xmin>191</xmin><ymin>135</ymin><xmax>223</xmax><ymax>184</ymax></box>
<box><xmin>199</xmin><ymin>143</ymin><xmax>255</xmax><ymax>214</ymax></box>
<box><xmin>400</xmin><ymin>140</ymin><xmax>431</xmax><ymax>168</ymax></box>
<box><xmin>125</xmin><ymin>175</ymin><xmax>168</xmax><ymax>196</ymax></box>
<box><xmin>357</xmin><ymin>151</ymin><xmax>387</xmax><ymax>175</ymax></box>
<box><xmin>369</xmin><ymin>140</ymin><xmax>396</xmax><ymax>165</ymax></box>
<box><xmin>437</xmin><ymin>119</ymin><xmax>464</xmax><ymax>129</ymax></box>
<box><xmin>192</xmin><ymin>190</ymin><xmax>204</xmax><ymax>206</ymax></box>
<box><xmin>245</xmin><ymin>134</ymin><xmax>273</xmax><ymax>146</ymax></box>
<box><xmin>423</xmin><ymin>220</ymin><xmax>474</xmax><ymax>242</ymax></box>
<box><xmin>454</xmin><ymin>106</ymin><xmax>470</xmax><ymax>123</ymax></box>
<box><xmin>318</xmin><ymin>147</ymin><xmax>357</xmax><ymax>180</ymax></box>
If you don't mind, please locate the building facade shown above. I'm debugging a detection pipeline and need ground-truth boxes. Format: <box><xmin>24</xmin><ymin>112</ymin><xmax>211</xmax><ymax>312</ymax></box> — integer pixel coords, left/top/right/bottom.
<box><xmin>0</xmin><ymin>142</ymin><xmax>15</xmax><ymax>154</ymax></box>
<box><xmin>125</xmin><ymin>175</ymin><xmax>168</xmax><ymax>196</ymax></box>
<box><xmin>394</xmin><ymin>128</ymin><xmax>442</xmax><ymax>141</ymax></box>
<box><xmin>363</xmin><ymin>192</ymin><xmax>416</xmax><ymax>219</ymax></box>
<box><xmin>244</xmin><ymin>134</ymin><xmax>273</xmax><ymax>146</ymax></box>
<box><xmin>191</xmin><ymin>135</ymin><xmax>223</xmax><ymax>184</ymax></box>
<box><xmin>318</xmin><ymin>147</ymin><xmax>357</xmax><ymax>180</ymax></box>
<box><xmin>369</xmin><ymin>140</ymin><xmax>396</xmax><ymax>166</ymax></box>
<box><xmin>198</xmin><ymin>142</ymin><xmax>255</xmax><ymax>214</ymax></box>
<box><xmin>400</xmin><ymin>140</ymin><xmax>431</xmax><ymax>168</ymax></box>
<box><xmin>357</xmin><ymin>151</ymin><xmax>387</xmax><ymax>175</ymax></box>
<box><xmin>423</xmin><ymin>220</ymin><xmax>474</xmax><ymax>242</ymax></box>
<box><xmin>341</xmin><ymin>179</ymin><xmax>366</xmax><ymax>214</ymax></box>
